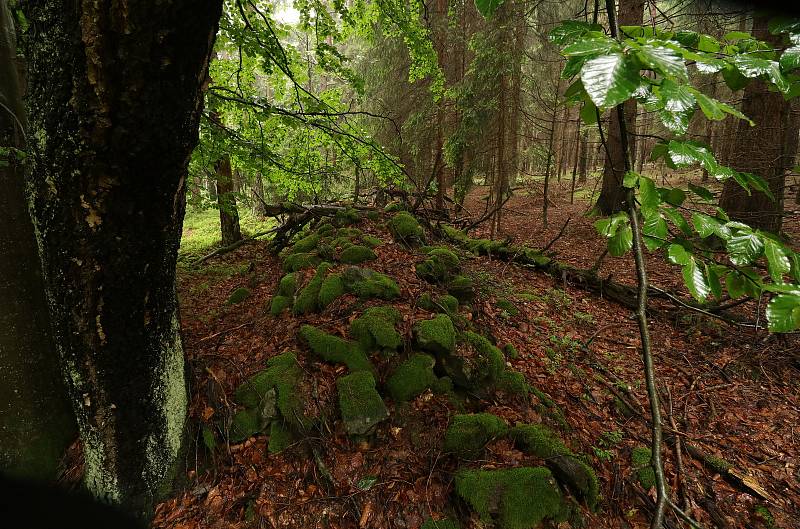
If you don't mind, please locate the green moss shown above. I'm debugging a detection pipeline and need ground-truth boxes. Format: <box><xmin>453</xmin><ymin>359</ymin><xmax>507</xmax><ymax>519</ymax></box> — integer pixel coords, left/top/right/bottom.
<box><xmin>497</xmin><ymin>370</ymin><xmax>529</xmax><ymax>395</ymax></box>
<box><xmin>318</xmin><ymin>272</ymin><xmax>345</xmax><ymax>308</ymax></box>
<box><xmin>443</xmin><ymin>413</ymin><xmax>508</xmax><ymax>458</ymax></box>
<box><xmin>704</xmin><ymin>454</ymin><xmax>733</xmax><ymax>474</ymax></box>
<box><xmin>230</xmin><ymin>409</ymin><xmax>261</xmax><ymax>443</ymax></box>
<box><xmin>388</xmin><ymin>212</ymin><xmax>423</xmax><ymax>243</ymax></box>
<box><xmin>226</xmin><ymin>287</ymin><xmax>251</xmax><ymax>305</ymax></box>
<box><xmin>234</xmin><ymin>353</ymin><xmax>306</xmax><ymax>428</ymax></box>
<box><xmin>316</xmin><ymin>222</ymin><xmax>336</xmax><ymax>236</ymax></box>
<box><xmin>632</xmin><ymin>446</ymin><xmax>656</xmax><ymax>490</ymax></box>
<box><xmin>299</xmin><ymin>325</ymin><xmax>373</xmax><ymax>372</ymax></box>
<box><xmin>268</xmin><ymin>421</ymin><xmax>293</xmax><ymax>454</ymax></box>
<box><xmin>510</xmin><ymin>424</ymin><xmax>570</xmax><ymax>459</ymax></box>
<box><xmin>337</xmin><ymin>371</ymin><xmax>389</xmax><ymax>435</ymax></box>
<box><xmin>366</xmin><ymin>211</ymin><xmax>380</xmax><ymax>221</ymax></box>
<box><xmin>335</xmin><ymin>207</ymin><xmax>361</xmax><ymax>226</ymax></box>
<box><xmin>496</xmin><ymin>298</ymin><xmax>519</xmax><ymax>316</ymax></box>
<box><xmin>386</xmin><ymin>354</ymin><xmax>438</xmax><ymax>402</ymax></box>
<box><xmin>277</xmin><ymin>273</ymin><xmax>298</xmax><ymax>297</ymax></box>
<box><xmin>283</xmin><ymin>252</ymin><xmax>321</xmax><ymax>272</ymax></box>
<box><xmin>421</xmin><ymin>518</ymin><xmax>460</xmax><ymax>529</ymax></box>
<box><xmin>341</xmin><ymin>267</ymin><xmax>400</xmax><ymax>300</ymax></box>
<box><xmin>416</xmin><ymin>247</ymin><xmax>461</xmax><ymax>284</ymax></box>
<box><xmin>454</xmin><ymin>467</ymin><xmax>565</xmax><ymax>529</ymax></box>
<box><xmin>432</xmin><ymin>376</ymin><xmax>453</xmax><ymax>394</ymax></box>
<box><xmin>350</xmin><ymin>306</ymin><xmax>402</xmax><ymax>351</ymax></box>
<box><xmin>419</xmin><ymin>293</ymin><xmax>458</xmax><ymax>313</ymax></box>
<box><xmin>413</xmin><ymin>314</ymin><xmax>456</xmax><ymax>354</ymax></box>
<box><xmin>441</xmin><ymin>224</ymin><xmax>469</xmax><ymax>243</ymax></box>
<box><xmin>340</xmin><ymin>244</ymin><xmax>377</xmax><ymax>264</ymax></box>
<box><xmin>384</xmin><ymin>201</ymin><xmax>405</xmax><ymax>212</ymax></box>
<box><xmin>290</xmin><ymin>233</ymin><xmax>321</xmax><ymax>254</ymax></box>
<box><xmin>447</xmin><ymin>275</ymin><xmax>475</xmax><ymax>303</ymax></box>
<box><xmin>337</xmin><ymin>227</ymin><xmax>362</xmax><ymax>237</ymax></box>
<box><xmin>754</xmin><ymin>505</ymin><xmax>775</xmax><ymax>528</ymax></box>
<box><xmin>503</xmin><ymin>343</ymin><xmax>519</xmax><ymax>359</ymax></box>
<box><xmin>270</xmin><ymin>295</ymin><xmax>292</xmax><ymax>316</ymax></box>
<box><xmin>293</xmin><ymin>263</ymin><xmax>331</xmax><ymax>315</ymax></box>
<box><xmin>461</xmin><ymin>331</ymin><xmax>505</xmax><ymax>381</ymax></box>
<box><xmin>362</xmin><ymin>234</ymin><xmax>383</xmax><ymax>247</ymax></box>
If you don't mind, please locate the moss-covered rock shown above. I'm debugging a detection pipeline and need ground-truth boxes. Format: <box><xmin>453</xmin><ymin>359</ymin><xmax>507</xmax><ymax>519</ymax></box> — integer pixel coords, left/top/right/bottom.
<box><xmin>421</xmin><ymin>518</ymin><xmax>460</xmax><ymax>529</ymax></box>
<box><xmin>496</xmin><ymin>298</ymin><xmax>519</xmax><ymax>316</ymax></box>
<box><xmin>293</xmin><ymin>263</ymin><xmax>331</xmax><ymax>315</ymax></box>
<box><xmin>497</xmin><ymin>370</ymin><xmax>529</xmax><ymax>396</ymax></box>
<box><xmin>384</xmin><ymin>201</ymin><xmax>405</xmax><ymax>213</ymax></box>
<box><xmin>316</xmin><ymin>222</ymin><xmax>336</xmax><ymax>237</ymax></box>
<box><xmin>299</xmin><ymin>325</ymin><xmax>373</xmax><ymax>372</ymax></box>
<box><xmin>268</xmin><ymin>421</ymin><xmax>293</xmax><ymax>454</ymax></box>
<box><xmin>230</xmin><ymin>409</ymin><xmax>261</xmax><ymax>443</ymax></box>
<box><xmin>632</xmin><ymin>446</ymin><xmax>656</xmax><ymax>490</ymax></box>
<box><xmin>418</xmin><ymin>293</ymin><xmax>458</xmax><ymax>314</ymax></box>
<box><xmin>350</xmin><ymin>306</ymin><xmax>402</xmax><ymax>351</ymax></box>
<box><xmin>341</xmin><ymin>267</ymin><xmax>400</xmax><ymax>300</ymax></box>
<box><xmin>443</xmin><ymin>413</ymin><xmax>508</xmax><ymax>458</ymax></box>
<box><xmin>388</xmin><ymin>211</ymin><xmax>423</xmax><ymax>244</ymax></box>
<box><xmin>386</xmin><ymin>354</ymin><xmax>438</xmax><ymax>402</ymax></box>
<box><xmin>510</xmin><ymin>424</ymin><xmax>570</xmax><ymax>459</ymax></box>
<box><xmin>413</xmin><ymin>314</ymin><xmax>456</xmax><ymax>354</ymax></box>
<box><xmin>454</xmin><ymin>467</ymin><xmax>565</xmax><ymax>529</ymax></box>
<box><xmin>234</xmin><ymin>353</ymin><xmax>308</xmax><ymax>430</ymax></box>
<box><xmin>277</xmin><ymin>273</ymin><xmax>298</xmax><ymax>297</ymax></box>
<box><xmin>340</xmin><ymin>244</ymin><xmax>377</xmax><ymax>264</ymax></box>
<box><xmin>283</xmin><ymin>252</ymin><xmax>321</xmax><ymax>272</ymax></box>
<box><xmin>290</xmin><ymin>233</ymin><xmax>321</xmax><ymax>254</ymax></box>
<box><xmin>503</xmin><ymin>343</ymin><xmax>519</xmax><ymax>360</ymax></box>
<box><xmin>447</xmin><ymin>275</ymin><xmax>475</xmax><ymax>303</ymax></box>
<box><xmin>337</xmin><ymin>371</ymin><xmax>388</xmax><ymax>435</ymax></box>
<box><xmin>366</xmin><ymin>211</ymin><xmax>381</xmax><ymax>222</ymax></box>
<box><xmin>318</xmin><ymin>272</ymin><xmax>345</xmax><ymax>308</ymax></box>
<box><xmin>226</xmin><ymin>287</ymin><xmax>251</xmax><ymax>305</ymax></box>
<box><xmin>334</xmin><ymin>207</ymin><xmax>361</xmax><ymax>226</ymax></box>
<box><xmin>362</xmin><ymin>234</ymin><xmax>383</xmax><ymax>248</ymax></box>
<box><xmin>270</xmin><ymin>295</ymin><xmax>292</xmax><ymax>316</ymax></box>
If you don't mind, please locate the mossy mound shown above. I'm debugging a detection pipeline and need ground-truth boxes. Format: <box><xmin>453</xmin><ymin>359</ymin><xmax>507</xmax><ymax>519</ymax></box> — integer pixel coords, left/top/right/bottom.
<box><xmin>362</xmin><ymin>234</ymin><xmax>383</xmax><ymax>248</ymax></box>
<box><xmin>293</xmin><ymin>263</ymin><xmax>331</xmax><ymax>315</ymax></box>
<box><xmin>454</xmin><ymin>467</ymin><xmax>566</xmax><ymax>529</ymax></box>
<box><xmin>230</xmin><ymin>409</ymin><xmax>261</xmax><ymax>443</ymax></box>
<box><xmin>447</xmin><ymin>275</ymin><xmax>475</xmax><ymax>303</ymax></box>
<box><xmin>234</xmin><ymin>353</ymin><xmax>308</xmax><ymax>427</ymax></box>
<box><xmin>341</xmin><ymin>267</ymin><xmax>400</xmax><ymax>300</ymax></box>
<box><xmin>632</xmin><ymin>446</ymin><xmax>656</xmax><ymax>490</ymax></box>
<box><xmin>340</xmin><ymin>244</ymin><xmax>377</xmax><ymax>264</ymax></box>
<box><xmin>496</xmin><ymin>298</ymin><xmax>519</xmax><ymax>317</ymax></box>
<box><xmin>419</xmin><ymin>293</ymin><xmax>459</xmax><ymax>314</ymax></box>
<box><xmin>384</xmin><ymin>201</ymin><xmax>406</xmax><ymax>213</ymax></box>
<box><xmin>443</xmin><ymin>413</ymin><xmax>508</xmax><ymax>458</ymax></box>
<box><xmin>270</xmin><ymin>295</ymin><xmax>292</xmax><ymax>316</ymax></box>
<box><xmin>350</xmin><ymin>306</ymin><xmax>402</xmax><ymax>351</ymax></box>
<box><xmin>268</xmin><ymin>421</ymin><xmax>293</xmax><ymax>453</ymax></box>
<box><xmin>277</xmin><ymin>273</ymin><xmax>298</xmax><ymax>297</ymax></box>
<box><xmin>421</xmin><ymin>519</ymin><xmax>460</xmax><ymax>529</ymax></box>
<box><xmin>318</xmin><ymin>272</ymin><xmax>345</xmax><ymax>308</ymax></box>
<box><xmin>416</xmin><ymin>247</ymin><xmax>461</xmax><ymax>284</ymax></box>
<box><xmin>283</xmin><ymin>252</ymin><xmax>321</xmax><ymax>272</ymax></box>
<box><xmin>413</xmin><ymin>314</ymin><xmax>456</xmax><ymax>355</ymax></box>
<box><xmin>226</xmin><ymin>287</ymin><xmax>251</xmax><ymax>305</ymax></box>
<box><xmin>334</xmin><ymin>207</ymin><xmax>361</xmax><ymax>226</ymax></box>
<box><xmin>497</xmin><ymin>370</ymin><xmax>529</xmax><ymax>396</ymax></box>
<box><xmin>509</xmin><ymin>424</ymin><xmax>570</xmax><ymax>459</ymax></box>
<box><xmin>337</xmin><ymin>371</ymin><xmax>389</xmax><ymax>435</ymax></box>
<box><xmin>299</xmin><ymin>325</ymin><xmax>373</xmax><ymax>372</ymax></box>
<box><xmin>503</xmin><ymin>343</ymin><xmax>519</xmax><ymax>360</ymax></box>
<box><xmin>385</xmin><ymin>354</ymin><xmax>438</xmax><ymax>402</ymax></box>
<box><xmin>316</xmin><ymin>222</ymin><xmax>336</xmax><ymax>237</ymax></box>
<box><xmin>388</xmin><ymin>212</ymin><xmax>424</xmax><ymax>244</ymax></box>
<box><xmin>290</xmin><ymin>233</ymin><xmax>321</xmax><ymax>254</ymax></box>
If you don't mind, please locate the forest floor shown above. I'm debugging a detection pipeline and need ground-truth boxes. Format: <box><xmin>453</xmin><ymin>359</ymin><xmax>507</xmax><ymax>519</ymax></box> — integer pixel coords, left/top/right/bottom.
<box><xmin>153</xmin><ymin>175</ymin><xmax>800</xmax><ymax>529</ymax></box>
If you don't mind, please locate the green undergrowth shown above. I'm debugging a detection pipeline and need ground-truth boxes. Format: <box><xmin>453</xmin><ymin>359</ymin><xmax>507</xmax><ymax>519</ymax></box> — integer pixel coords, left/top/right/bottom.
<box><xmin>179</xmin><ymin>208</ymin><xmax>274</xmax><ymax>259</ymax></box>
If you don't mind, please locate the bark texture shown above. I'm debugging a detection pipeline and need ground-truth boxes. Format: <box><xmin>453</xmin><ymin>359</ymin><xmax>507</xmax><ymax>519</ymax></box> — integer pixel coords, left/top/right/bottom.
<box><xmin>215</xmin><ymin>155</ymin><xmax>242</xmax><ymax>246</ymax></box>
<box><xmin>0</xmin><ymin>0</ymin><xmax>76</xmax><ymax>480</ymax></box>
<box><xmin>21</xmin><ymin>0</ymin><xmax>222</xmax><ymax>518</ymax></box>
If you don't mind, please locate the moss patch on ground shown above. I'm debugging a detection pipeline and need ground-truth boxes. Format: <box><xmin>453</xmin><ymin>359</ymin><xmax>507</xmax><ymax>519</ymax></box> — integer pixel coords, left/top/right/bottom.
<box><xmin>337</xmin><ymin>371</ymin><xmax>389</xmax><ymax>435</ymax></box>
<box><xmin>413</xmin><ymin>314</ymin><xmax>456</xmax><ymax>354</ymax></box>
<box><xmin>341</xmin><ymin>267</ymin><xmax>400</xmax><ymax>300</ymax></box>
<box><xmin>299</xmin><ymin>325</ymin><xmax>373</xmax><ymax>372</ymax></box>
<box><xmin>385</xmin><ymin>354</ymin><xmax>438</xmax><ymax>402</ymax></box>
<box><xmin>632</xmin><ymin>446</ymin><xmax>656</xmax><ymax>490</ymax></box>
<box><xmin>388</xmin><ymin>212</ymin><xmax>423</xmax><ymax>244</ymax></box>
<box><xmin>293</xmin><ymin>263</ymin><xmax>331</xmax><ymax>315</ymax></box>
<box><xmin>443</xmin><ymin>413</ymin><xmax>508</xmax><ymax>458</ymax></box>
<box><xmin>340</xmin><ymin>244</ymin><xmax>377</xmax><ymax>264</ymax></box>
<box><xmin>350</xmin><ymin>306</ymin><xmax>402</xmax><ymax>351</ymax></box>
<box><xmin>226</xmin><ymin>287</ymin><xmax>251</xmax><ymax>305</ymax></box>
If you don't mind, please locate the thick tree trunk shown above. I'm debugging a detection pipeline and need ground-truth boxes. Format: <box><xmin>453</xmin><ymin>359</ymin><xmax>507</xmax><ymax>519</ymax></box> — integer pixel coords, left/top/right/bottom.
<box><xmin>595</xmin><ymin>0</ymin><xmax>644</xmax><ymax>214</ymax></box>
<box><xmin>21</xmin><ymin>0</ymin><xmax>222</xmax><ymax>519</ymax></box>
<box><xmin>216</xmin><ymin>155</ymin><xmax>242</xmax><ymax>246</ymax></box>
<box><xmin>0</xmin><ymin>1</ymin><xmax>75</xmax><ymax>480</ymax></box>
<box><xmin>719</xmin><ymin>17</ymin><xmax>798</xmax><ymax>233</ymax></box>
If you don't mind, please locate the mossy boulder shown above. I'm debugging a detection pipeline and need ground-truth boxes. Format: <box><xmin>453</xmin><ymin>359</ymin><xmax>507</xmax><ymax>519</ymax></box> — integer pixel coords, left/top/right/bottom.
<box><xmin>384</xmin><ymin>201</ymin><xmax>406</xmax><ymax>212</ymax></box>
<box><xmin>277</xmin><ymin>273</ymin><xmax>298</xmax><ymax>297</ymax></box>
<box><xmin>350</xmin><ymin>306</ymin><xmax>402</xmax><ymax>351</ymax></box>
<box><xmin>496</xmin><ymin>298</ymin><xmax>519</xmax><ymax>317</ymax></box>
<box><xmin>510</xmin><ymin>424</ymin><xmax>570</xmax><ymax>459</ymax></box>
<box><xmin>340</xmin><ymin>245</ymin><xmax>377</xmax><ymax>264</ymax></box>
<box><xmin>299</xmin><ymin>325</ymin><xmax>373</xmax><ymax>372</ymax></box>
<box><xmin>226</xmin><ymin>287</ymin><xmax>251</xmax><ymax>305</ymax></box>
<box><xmin>443</xmin><ymin>413</ymin><xmax>508</xmax><ymax>458</ymax></box>
<box><xmin>283</xmin><ymin>252</ymin><xmax>321</xmax><ymax>272</ymax></box>
<box><xmin>337</xmin><ymin>371</ymin><xmax>389</xmax><ymax>435</ymax></box>
<box><xmin>341</xmin><ymin>267</ymin><xmax>400</xmax><ymax>300</ymax></box>
<box><xmin>290</xmin><ymin>233</ymin><xmax>321</xmax><ymax>254</ymax></box>
<box><xmin>503</xmin><ymin>343</ymin><xmax>519</xmax><ymax>360</ymax></box>
<box><xmin>497</xmin><ymin>370</ymin><xmax>529</xmax><ymax>396</ymax></box>
<box><xmin>454</xmin><ymin>467</ymin><xmax>566</xmax><ymax>529</ymax></box>
<box><xmin>270</xmin><ymin>295</ymin><xmax>292</xmax><ymax>316</ymax></box>
<box><xmin>388</xmin><ymin>212</ymin><xmax>424</xmax><ymax>244</ymax></box>
<box><xmin>385</xmin><ymin>354</ymin><xmax>438</xmax><ymax>402</ymax></box>
<box><xmin>413</xmin><ymin>314</ymin><xmax>456</xmax><ymax>355</ymax></box>
<box><xmin>334</xmin><ymin>207</ymin><xmax>361</xmax><ymax>226</ymax></box>
<box><xmin>632</xmin><ymin>446</ymin><xmax>656</xmax><ymax>490</ymax></box>
<box><xmin>316</xmin><ymin>222</ymin><xmax>336</xmax><ymax>237</ymax></box>
<box><xmin>447</xmin><ymin>275</ymin><xmax>475</xmax><ymax>303</ymax></box>
<box><xmin>234</xmin><ymin>353</ymin><xmax>308</xmax><ymax>430</ymax></box>
<box><xmin>366</xmin><ymin>211</ymin><xmax>381</xmax><ymax>221</ymax></box>
<box><xmin>416</xmin><ymin>247</ymin><xmax>461</xmax><ymax>284</ymax></box>
<box><xmin>230</xmin><ymin>409</ymin><xmax>261</xmax><ymax>443</ymax></box>
<box><xmin>268</xmin><ymin>421</ymin><xmax>293</xmax><ymax>454</ymax></box>
<box><xmin>318</xmin><ymin>272</ymin><xmax>345</xmax><ymax>308</ymax></box>
<box><xmin>439</xmin><ymin>331</ymin><xmax>504</xmax><ymax>390</ymax></box>
<box><xmin>293</xmin><ymin>263</ymin><xmax>331</xmax><ymax>315</ymax></box>
<box><xmin>418</xmin><ymin>293</ymin><xmax>458</xmax><ymax>314</ymax></box>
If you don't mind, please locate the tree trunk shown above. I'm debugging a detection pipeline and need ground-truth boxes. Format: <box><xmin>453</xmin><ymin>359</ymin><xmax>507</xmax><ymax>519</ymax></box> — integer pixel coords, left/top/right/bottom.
<box><xmin>578</xmin><ymin>129</ymin><xmax>589</xmax><ymax>184</ymax></box>
<box><xmin>595</xmin><ymin>0</ymin><xmax>644</xmax><ymax>214</ymax></box>
<box><xmin>0</xmin><ymin>0</ymin><xmax>76</xmax><ymax>480</ymax></box>
<box><xmin>216</xmin><ymin>155</ymin><xmax>242</xmax><ymax>246</ymax></box>
<box><xmin>719</xmin><ymin>17</ymin><xmax>797</xmax><ymax>233</ymax></box>
<box><xmin>251</xmin><ymin>173</ymin><xmax>267</xmax><ymax>217</ymax></box>
<box><xmin>21</xmin><ymin>0</ymin><xmax>222</xmax><ymax>519</ymax></box>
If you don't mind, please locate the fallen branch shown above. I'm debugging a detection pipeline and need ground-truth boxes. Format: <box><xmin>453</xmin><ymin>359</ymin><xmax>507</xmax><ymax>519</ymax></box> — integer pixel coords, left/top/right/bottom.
<box><xmin>191</xmin><ymin>228</ymin><xmax>277</xmax><ymax>266</ymax></box>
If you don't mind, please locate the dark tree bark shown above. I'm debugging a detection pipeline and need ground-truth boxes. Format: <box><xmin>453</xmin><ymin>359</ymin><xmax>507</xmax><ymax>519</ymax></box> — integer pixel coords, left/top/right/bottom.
<box><xmin>595</xmin><ymin>0</ymin><xmax>644</xmax><ymax>214</ymax></box>
<box><xmin>215</xmin><ymin>155</ymin><xmax>242</xmax><ymax>246</ymax></box>
<box><xmin>0</xmin><ymin>0</ymin><xmax>75</xmax><ymax>480</ymax></box>
<box><xmin>578</xmin><ymin>128</ymin><xmax>589</xmax><ymax>184</ymax></box>
<box><xmin>251</xmin><ymin>173</ymin><xmax>268</xmax><ymax>217</ymax></box>
<box><xmin>719</xmin><ymin>17</ymin><xmax>799</xmax><ymax>233</ymax></box>
<box><xmin>21</xmin><ymin>0</ymin><xmax>222</xmax><ymax>519</ymax></box>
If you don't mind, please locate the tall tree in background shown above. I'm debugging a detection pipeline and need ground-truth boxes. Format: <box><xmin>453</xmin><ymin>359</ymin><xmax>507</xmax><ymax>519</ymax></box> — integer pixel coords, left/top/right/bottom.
<box><xmin>215</xmin><ymin>155</ymin><xmax>243</xmax><ymax>246</ymax></box>
<box><xmin>0</xmin><ymin>0</ymin><xmax>76</xmax><ymax>480</ymax></box>
<box><xmin>719</xmin><ymin>16</ymin><xmax>800</xmax><ymax>233</ymax></box>
<box><xmin>21</xmin><ymin>0</ymin><xmax>222</xmax><ymax>519</ymax></box>
<box><xmin>594</xmin><ymin>0</ymin><xmax>644</xmax><ymax>214</ymax></box>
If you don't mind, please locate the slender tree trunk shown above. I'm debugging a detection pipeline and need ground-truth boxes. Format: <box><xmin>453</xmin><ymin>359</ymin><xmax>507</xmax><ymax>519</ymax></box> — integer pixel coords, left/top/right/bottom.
<box><xmin>543</xmin><ymin>80</ymin><xmax>560</xmax><ymax>229</ymax></box>
<box><xmin>251</xmin><ymin>173</ymin><xmax>267</xmax><ymax>217</ymax></box>
<box><xmin>719</xmin><ymin>16</ymin><xmax>798</xmax><ymax>233</ymax></box>
<box><xmin>578</xmin><ymin>129</ymin><xmax>589</xmax><ymax>184</ymax></box>
<box><xmin>216</xmin><ymin>155</ymin><xmax>242</xmax><ymax>246</ymax></box>
<box><xmin>0</xmin><ymin>1</ymin><xmax>76</xmax><ymax>480</ymax></box>
<box><xmin>21</xmin><ymin>0</ymin><xmax>222</xmax><ymax>519</ymax></box>
<box><xmin>595</xmin><ymin>0</ymin><xmax>644</xmax><ymax>214</ymax></box>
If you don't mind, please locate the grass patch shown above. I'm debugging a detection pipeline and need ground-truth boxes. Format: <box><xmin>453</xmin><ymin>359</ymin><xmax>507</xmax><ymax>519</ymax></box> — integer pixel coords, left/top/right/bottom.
<box><xmin>179</xmin><ymin>208</ymin><xmax>275</xmax><ymax>259</ymax></box>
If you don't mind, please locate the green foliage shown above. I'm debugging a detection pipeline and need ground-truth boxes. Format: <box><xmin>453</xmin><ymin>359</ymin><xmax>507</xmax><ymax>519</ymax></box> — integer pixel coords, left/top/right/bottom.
<box><xmin>299</xmin><ymin>325</ymin><xmax>373</xmax><ymax>372</ymax></box>
<box><xmin>413</xmin><ymin>314</ymin><xmax>456</xmax><ymax>354</ymax></box>
<box><xmin>341</xmin><ymin>267</ymin><xmax>400</xmax><ymax>300</ymax></box>
<box><xmin>339</xmin><ymin>244</ymin><xmax>377</xmax><ymax>264</ymax></box>
<box><xmin>385</xmin><ymin>353</ymin><xmax>438</xmax><ymax>402</ymax></box>
<box><xmin>350</xmin><ymin>306</ymin><xmax>403</xmax><ymax>351</ymax></box>
<box><xmin>455</xmin><ymin>467</ymin><xmax>565</xmax><ymax>529</ymax></box>
<box><xmin>443</xmin><ymin>413</ymin><xmax>508</xmax><ymax>458</ymax></box>
<box><xmin>226</xmin><ymin>287</ymin><xmax>251</xmax><ymax>305</ymax></box>
<box><xmin>337</xmin><ymin>371</ymin><xmax>389</xmax><ymax>435</ymax></box>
